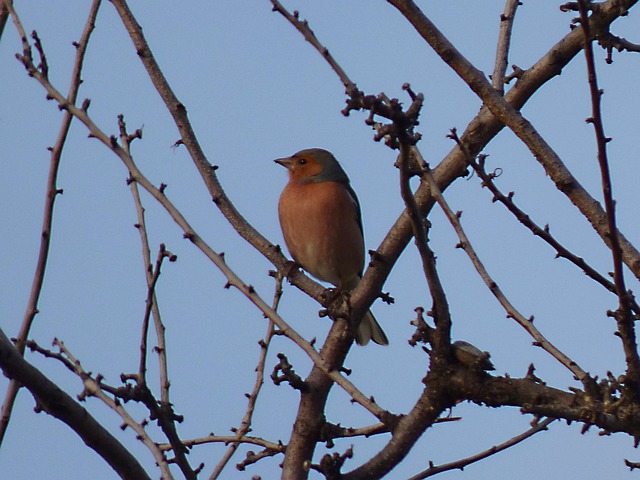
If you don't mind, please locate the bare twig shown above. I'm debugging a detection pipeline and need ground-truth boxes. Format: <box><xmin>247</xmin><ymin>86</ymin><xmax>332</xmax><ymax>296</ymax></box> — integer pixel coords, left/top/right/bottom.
<box><xmin>398</xmin><ymin>143</ymin><xmax>452</xmax><ymax>353</ymax></box>
<box><xmin>466</xmin><ymin>152</ymin><xmax>640</xmax><ymax>317</ymax></box>
<box><xmin>321</xmin><ymin>416</ymin><xmax>459</xmax><ymax>446</ymax></box>
<box><xmin>625</xmin><ymin>458</ymin><xmax>640</xmax><ymax>471</ymax></box>
<box><xmin>598</xmin><ymin>31</ymin><xmax>640</xmax><ymax>63</ymax></box>
<box><xmin>408</xmin><ymin>417</ymin><xmax>556</xmax><ymax>479</ymax></box>
<box><xmin>53</xmin><ymin>339</ymin><xmax>175</xmax><ymax>479</ymax></box>
<box><xmin>270</xmin><ymin>0</ymin><xmax>356</xmax><ymax>93</ymax></box>
<box><xmin>0</xmin><ymin>0</ymin><xmax>101</xmax><ymax>447</ymax></box>
<box><xmin>209</xmin><ymin>273</ymin><xmax>284</xmax><ymax>479</ymax></box>
<box><xmin>137</xmin><ymin>244</ymin><xmax>175</xmax><ymax>386</ymax></box>
<box><xmin>119</xmin><ymin>115</ymin><xmax>172</xmax><ymax>405</ymax></box>
<box><xmin>159</xmin><ymin>434</ymin><xmax>284</xmax><ymax>453</ymax></box>
<box><xmin>492</xmin><ymin>0</ymin><xmax>521</xmax><ymax>93</ymax></box>
<box><xmin>271</xmin><ymin>353</ymin><xmax>308</xmax><ymax>391</ymax></box>
<box><xmin>271</xmin><ymin>2</ymin><xmax>423</xmax><ymax>148</ymax></box>
<box><xmin>119</xmin><ymin>117</ymin><xmax>196</xmax><ymax>477</ymax></box>
<box><xmin>237</xmin><ymin>445</ymin><xmax>283</xmax><ymax>471</ymax></box>
<box><xmin>576</xmin><ymin>0</ymin><xmax>640</xmax><ymax>394</ymax></box>
<box><xmin>429</xmin><ymin>134</ymin><xmax>592</xmax><ymax>385</ymax></box>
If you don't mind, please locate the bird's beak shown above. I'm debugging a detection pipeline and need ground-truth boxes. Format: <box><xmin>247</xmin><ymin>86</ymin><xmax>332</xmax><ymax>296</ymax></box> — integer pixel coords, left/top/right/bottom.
<box><xmin>274</xmin><ymin>156</ymin><xmax>293</xmax><ymax>170</ymax></box>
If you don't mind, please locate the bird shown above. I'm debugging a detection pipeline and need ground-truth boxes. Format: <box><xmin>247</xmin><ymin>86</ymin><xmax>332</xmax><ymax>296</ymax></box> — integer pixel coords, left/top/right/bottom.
<box><xmin>275</xmin><ymin>148</ymin><xmax>388</xmax><ymax>346</ymax></box>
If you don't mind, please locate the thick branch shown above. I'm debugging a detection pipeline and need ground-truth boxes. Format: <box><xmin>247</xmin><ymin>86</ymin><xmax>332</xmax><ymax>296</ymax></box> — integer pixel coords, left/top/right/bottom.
<box><xmin>386</xmin><ymin>0</ymin><xmax>640</xmax><ymax>283</ymax></box>
<box><xmin>0</xmin><ymin>329</ymin><xmax>151</xmax><ymax>480</ymax></box>
<box><xmin>343</xmin><ymin>367</ymin><xmax>456</xmax><ymax>479</ymax></box>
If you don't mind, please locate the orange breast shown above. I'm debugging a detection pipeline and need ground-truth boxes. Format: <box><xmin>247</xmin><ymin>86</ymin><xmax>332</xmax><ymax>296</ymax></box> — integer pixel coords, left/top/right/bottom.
<box><xmin>278</xmin><ymin>181</ymin><xmax>364</xmax><ymax>288</ymax></box>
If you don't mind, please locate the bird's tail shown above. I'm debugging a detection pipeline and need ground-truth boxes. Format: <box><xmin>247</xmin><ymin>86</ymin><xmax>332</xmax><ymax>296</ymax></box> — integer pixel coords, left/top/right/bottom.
<box><xmin>355</xmin><ymin>310</ymin><xmax>389</xmax><ymax>346</ymax></box>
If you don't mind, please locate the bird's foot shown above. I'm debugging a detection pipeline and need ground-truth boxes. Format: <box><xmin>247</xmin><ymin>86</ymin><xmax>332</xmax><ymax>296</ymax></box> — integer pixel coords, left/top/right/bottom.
<box><xmin>321</xmin><ymin>287</ymin><xmax>342</xmax><ymax>306</ymax></box>
<box><xmin>281</xmin><ymin>260</ymin><xmax>301</xmax><ymax>280</ymax></box>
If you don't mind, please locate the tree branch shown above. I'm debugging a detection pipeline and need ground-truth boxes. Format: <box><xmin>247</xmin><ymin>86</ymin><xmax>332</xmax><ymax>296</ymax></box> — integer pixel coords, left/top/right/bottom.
<box><xmin>0</xmin><ymin>0</ymin><xmax>9</xmax><ymax>44</ymax></box>
<box><xmin>576</xmin><ymin>0</ymin><xmax>640</xmax><ymax>397</ymax></box>
<box><xmin>427</xmin><ymin>133</ymin><xmax>592</xmax><ymax>386</ymax></box>
<box><xmin>52</xmin><ymin>339</ymin><xmax>175</xmax><ymax>479</ymax></box>
<box><xmin>398</xmin><ymin>143</ymin><xmax>452</xmax><ymax>355</ymax></box>
<box><xmin>0</xmin><ymin>0</ymin><xmax>101</xmax><ymax>447</ymax></box>
<box><xmin>119</xmin><ymin>116</ymin><xmax>173</xmax><ymax>406</ymax></box>
<box><xmin>409</xmin><ymin>417</ymin><xmax>556</xmax><ymax>479</ymax></box>
<box><xmin>598</xmin><ymin>31</ymin><xmax>640</xmax><ymax>63</ymax></box>
<box><xmin>387</xmin><ymin>0</ymin><xmax>640</xmax><ymax>282</ymax></box>
<box><xmin>209</xmin><ymin>273</ymin><xmax>284</xmax><ymax>478</ymax></box>
<box><xmin>491</xmin><ymin>0</ymin><xmax>521</xmax><ymax>93</ymax></box>
<box><xmin>466</xmin><ymin>152</ymin><xmax>640</xmax><ymax>316</ymax></box>
<box><xmin>0</xmin><ymin>329</ymin><xmax>152</xmax><ymax>480</ymax></box>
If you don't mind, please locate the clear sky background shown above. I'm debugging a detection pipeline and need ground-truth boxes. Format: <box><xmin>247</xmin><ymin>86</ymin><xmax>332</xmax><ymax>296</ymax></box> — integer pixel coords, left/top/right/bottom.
<box><xmin>2</xmin><ymin>1</ymin><xmax>640</xmax><ymax>479</ymax></box>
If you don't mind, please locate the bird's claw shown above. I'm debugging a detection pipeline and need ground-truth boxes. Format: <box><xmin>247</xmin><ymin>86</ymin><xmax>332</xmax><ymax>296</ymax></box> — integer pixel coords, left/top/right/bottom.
<box><xmin>321</xmin><ymin>287</ymin><xmax>342</xmax><ymax>305</ymax></box>
<box><xmin>281</xmin><ymin>260</ymin><xmax>301</xmax><ymax>280</ymax></box>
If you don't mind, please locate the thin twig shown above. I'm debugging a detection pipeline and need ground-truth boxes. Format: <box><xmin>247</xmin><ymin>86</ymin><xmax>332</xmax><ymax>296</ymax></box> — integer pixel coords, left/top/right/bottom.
<box><xmin>466</xmin><ymin>153</ymin><xmax>640</xmax><ymax>317</ymax></box>
<box><xmin>53</xmin><ymin>339</ymin><xmax>175</xmax><ymax>479</ymax></box>
<box><xmin>398</xmin><ymin>143</ymin><xmax>452</xmax><ymax>352</ymax></box>
<box><xmin>598</xmin><ymin>31</ymin><xmax>640</xmax><ymax>63</ymax></box>
<box><xmin>408</xmin><ymin>417</ymin><xmax>556</xmax><ymax>479</ymax></box>
<box><xmin>209</xmin><ymin>273</ymin><xmax>284</xmax><ymax>478</ymax></box>
<box><xmin>159</xmin><ymin>435</ymin><xmax>284</xmax><ymax>454</ymax></box>
<box><xmin>322</xmin><ymin>416</ymin><xmax>458</xmax><ymax>444</ymax></box>
<box><xmin>576</xmin><ymin>0</ymin><xmax>640</xmax><ymax>394</ymax></box>
<box><xmin>270</xmin><ymin>0</ymin><xmax>356</xmax><ymax>93</ymax></box>
<box><xmin>0</xmin><ymin>0</ymin><xmax>101</xmax><ymax>447</ymax></box>
<box><xmin>115</xmin><ymin>74</ymin><xmax>195</xmax><ymax>479</ymax></box>
<box><xmin>118</xmin><ymin>115</ymin><xmax>173</xmax><ymax>405</ymax></box>
<box><xmin>30</xmin><ymin>339</ymin><xmax>183</xmax><ymax>477</ymax></box>
<box><xmin>492</xmin><ymin>0</ymin><xmax>521</xmax><ymax>93</ymax></box>
<box><xmin>118</xmin><ymin>115</ymin><xmax>176</xmax><ymax>405</ymax></box>
<box><xmin>236</xmin><ymin>445</ymin><xmax>284</xmax><ymax>471</ymax></box>
<box><xmin>137</xmin><ymin>245</ymin><xmax>173</xmax><ymax>385</ymax></box>
<box><xmin>427</xmin><ymin>135</ymin><xmax>591</xmax><ymax>385</ymax></box>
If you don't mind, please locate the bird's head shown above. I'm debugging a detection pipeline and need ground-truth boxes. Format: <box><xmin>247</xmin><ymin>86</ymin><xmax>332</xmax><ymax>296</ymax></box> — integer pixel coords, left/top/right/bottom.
<box><xmin>275</xmin><ymin>148</ymin><xmax>350</xmax><ymax>185</ymax></box>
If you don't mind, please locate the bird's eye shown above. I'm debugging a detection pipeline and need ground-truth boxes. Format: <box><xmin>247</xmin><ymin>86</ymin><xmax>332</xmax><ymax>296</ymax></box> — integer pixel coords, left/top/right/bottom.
<box><xmin>298</xmin><ymin>158</ymin><xmax>307</xmax><ymax>165</ymax></box>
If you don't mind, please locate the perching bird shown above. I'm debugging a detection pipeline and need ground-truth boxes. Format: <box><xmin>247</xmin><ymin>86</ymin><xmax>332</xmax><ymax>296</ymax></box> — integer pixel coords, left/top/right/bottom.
<box><xmin>452</xmin><ymin>340</ymin><xmax>494</xmax><ymax>371</ymax></box>
<box><xmin>275</xmin><ymin>148</ymin><xmax>388</xmax><ymax>346</ymax></box>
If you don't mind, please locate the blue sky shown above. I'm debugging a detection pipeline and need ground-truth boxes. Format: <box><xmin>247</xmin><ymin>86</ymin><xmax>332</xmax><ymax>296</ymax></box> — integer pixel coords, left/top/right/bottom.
<box><xmin>2</xmin><ymin>1</ymin><xmax>640</xmax><ymax>479</ymax></box>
